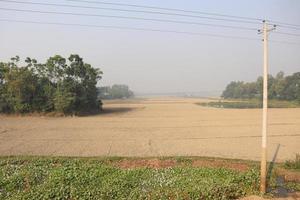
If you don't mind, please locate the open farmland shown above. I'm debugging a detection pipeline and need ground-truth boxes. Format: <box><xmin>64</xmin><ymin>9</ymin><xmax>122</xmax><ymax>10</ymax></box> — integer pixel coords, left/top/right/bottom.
<box><xmin>0</xmin><ymin>97</ymin><xmax>299</xmax><ymax>161</ymax></box>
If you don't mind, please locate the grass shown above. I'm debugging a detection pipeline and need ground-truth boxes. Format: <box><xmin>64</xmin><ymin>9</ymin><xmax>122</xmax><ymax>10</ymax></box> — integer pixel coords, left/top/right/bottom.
<box><xmin>283</xmin><ymin>154</ymin><xmax>300</xmax><ymax>171</ymax></box>
<box><xmin>285</xmin><ymin>182</ymin><xmax>300</xmax><ymax>192</ymax></box>
<box><xmin>280</xmin><ymin>154</ymin><xmax>300</xmax><ymax>192</ymax></box>
<box><xmin>197</xmin><ymin>99</ymin><xmax>300</xmax><ymax>109</ymax></box>
<box><xmin>0</xmin><ymin>157</ymin><xmax>260</xmax><ymax>200</ymax></box>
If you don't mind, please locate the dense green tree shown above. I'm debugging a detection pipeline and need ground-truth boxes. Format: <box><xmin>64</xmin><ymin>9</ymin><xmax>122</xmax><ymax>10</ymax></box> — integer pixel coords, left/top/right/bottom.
<box><xmin>0</xmin><ymin>55</ymin><xmax>102</xmax><ymax>114</ymax></box>
<box><xmin>222</xmin><ymin>81</ymin><xmax>259</xmax><ymax>99</ymax></box>
<box><xmin>282</xmin><ymin>72</ymin><xmax>300</xmax><ymax>101</ymax></box>
<box><xmin>0</xmin><ymin>62</ymin><xmax>10</xmax><ymax>112</ymax></box>
<box><xmin>5</xmin><ymin>66</ymin><xmax>38</xmax><ymax>113</ymax></box>
<box><xmin>222</xmin><ymin>71</ymin><xmax>300</xmax><ymax>101</ymax></box>
<box><xmin>270</xmin><ymin>71</ymin><xmax>286</xmax><ymax>99</ymax></box>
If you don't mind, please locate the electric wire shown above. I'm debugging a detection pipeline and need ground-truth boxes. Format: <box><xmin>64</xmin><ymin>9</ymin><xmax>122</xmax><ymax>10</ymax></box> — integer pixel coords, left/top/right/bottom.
<box><xmin>274</xmin><ymin>31</ymin><xmax>300</xmax><ymax>37</ymax></box>
<box><xmin>275</xmin><ymin>25</ymin><xmax>300</xmax><ymax>31</ymax></box>
<box><xmin>0</xmin><ymin>0</ymin><xmax>263</xmax><ymax>24</ymax></box>
<box><xmin>0</xmin><ymin>18</ymin><xmax>261</xmax><ymax>41</ymax></box>
<box><xmin>0</xmin><ymin>1</ymin><xmax>299</xmax><ymax>45</ymax></box>
<box><xmin>0</xmin><ymin>7</ymin><xmax>262</xmax><ymax>28</ymax></box>
<box><xmin>64</xmin><ymin>0</ymin><xmax>300</xmax><ymax>29</ymax></box>
<box><xmin>2</xmin><ymin>0</ymin><xmax>300</xmax><ymax>32</ymax></box>
<box><xmin>1</xmin><ymin>18</ymin><xmax>300</xmax><ymax>46</ymax></box>
<box><xmin>269</xmin><ymin>40</ymin><xmax>300</xmax><ymax>46</ymax></box>
<box><xmin>64</xmin><ymin>0</ymin><xmax>263</xmax><ymax>22</ymax></box>
<box><xmin>64</xmin><ymin>0</ymin><xmax>300</xmax><ymax>31</ymax></box>
<box><xmin>269</xmin><ymin>20</ymin><xmax>300</xmax><ymax>28</ymax></box>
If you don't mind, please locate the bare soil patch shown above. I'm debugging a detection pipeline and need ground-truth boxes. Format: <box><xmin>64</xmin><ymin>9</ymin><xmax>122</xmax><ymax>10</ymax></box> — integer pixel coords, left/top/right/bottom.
<box><xmin>276</xmin><ymin>168</ymin><xmax>300</xmax><ymax>182</ymax></box>
<box><xmin>115</xmin><ymin>159</ymin><xmax>177</xmax><ymax>169</ymax></box>
<box><xmin>113</xmin><ymin>158</ymin><xmax>250</xmax><ymax>171</ymax></box>
<box><xmin>0</xmin><ymin>97</ymin><xmax>299</xmax><ymax>161</ymax></box>
<box><xmin>192</xmin><ymin>159</ymin><xmax>250</xmax><ymax>172</ymax></box>
<box><xmin>240</xmin><ymin>193</ymin><xmax>300</xmax><ymax>200</ymax></box>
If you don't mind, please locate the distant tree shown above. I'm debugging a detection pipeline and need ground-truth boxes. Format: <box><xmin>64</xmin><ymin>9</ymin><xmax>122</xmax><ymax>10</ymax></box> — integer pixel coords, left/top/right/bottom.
<box><xmin>98</xmin><ymin>84</ymin><xmax>134</xmax><ymax>100</ymax></box>
<box><xmin>222</xmin><ymin>71</ymin><xmax>300</xmax><ymax>102</ymax></box>
<box><xmin>281</xmin><ymin>72</ymin><xmax>300</xmax><ymax>101</ymax></box>
<box><xmin>222</xmin><ymin>80</ymin><xmax>254</xmax><ymax>99</ymax></box>
<box><xmin>271</xmin><ymin>71</ymin><xmax>286</xmax><ymax>99</ymax></box>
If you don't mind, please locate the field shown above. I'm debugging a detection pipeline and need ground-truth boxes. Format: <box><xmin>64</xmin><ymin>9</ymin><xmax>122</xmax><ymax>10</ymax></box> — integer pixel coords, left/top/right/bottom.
<box><xmin>0</xmin><ymin>97</ymin><xmax>299</xmax><ymax>161</ymax></box>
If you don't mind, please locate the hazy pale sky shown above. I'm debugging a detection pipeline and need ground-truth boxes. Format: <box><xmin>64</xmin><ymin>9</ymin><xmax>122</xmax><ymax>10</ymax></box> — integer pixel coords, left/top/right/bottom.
<box><xmin>1</xmin><ymin>0</ymin><xmax>300</xmax><ymax>95</ymax></box>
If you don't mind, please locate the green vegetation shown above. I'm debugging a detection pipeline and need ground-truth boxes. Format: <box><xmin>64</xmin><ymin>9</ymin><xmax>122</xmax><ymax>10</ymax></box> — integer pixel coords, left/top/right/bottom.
<box><xmin>98</xmin><ymin>84</ymin><xmax>134</xmax><ymax>99</ymax></box>
<box><xmin>197</xmin><ymin>99</ymin><xmax>300</xmax><ymax>109</ymax></box>
<box><xmin>222</xmin><ymin>71</ymin><xmax>300</xmax><ymax>102</ymax></box>
<box><xmin>277</xmin><ymin>155</ymin><xmax>300</xmax><ymax>192</ymax></box>
<box><xmin>201</xmin><ymin>71</ymin><xmax>300</xmax><ymax>109</ymax></box>
<box><xmin>285</xmin><ymin>182</ymin><xmax>300</xmax><ymax>192</ymax></box>
<box><xmin>0</xmin><ymin>55</ymin><xmax>102</xmax><ymax>115</ymax></box>
<box><xmin>0</xmin><ymin>157</ymin><xmax>260</xmax><ymax>200</ymax></box>
<box><xmin>284</xmin><ymin>154</ymin><xmax>300</xmax><ymax>171</ymax></box>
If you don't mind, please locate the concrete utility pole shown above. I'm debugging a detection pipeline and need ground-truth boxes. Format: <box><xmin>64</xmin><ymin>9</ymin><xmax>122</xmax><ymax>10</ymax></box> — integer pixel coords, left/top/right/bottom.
<box><xmin>260</xmin><ymin>20</ymin><xmax>269</xmax><ymax>194</ymax></box>
<box><xmin>259</xmin><ymin>20</ymin><xmax>275</xmax><ymax>194</ymax></box>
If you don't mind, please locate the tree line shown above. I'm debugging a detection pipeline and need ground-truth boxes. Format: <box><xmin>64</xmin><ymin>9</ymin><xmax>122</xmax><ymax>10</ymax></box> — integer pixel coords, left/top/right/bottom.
<box><xmin>222</xmin><ymin>71</ymin><xmax>300</xmax><ymax>101</ymax></box>
<box><xmin>0</xmin><ymin>55</ymin><xmax>102</xmax><ymax>114</ymax></box>
<box><xmin>98</xmin><ymin>85</ymin><xmax>134</xmax><ymax>100</ymax></box>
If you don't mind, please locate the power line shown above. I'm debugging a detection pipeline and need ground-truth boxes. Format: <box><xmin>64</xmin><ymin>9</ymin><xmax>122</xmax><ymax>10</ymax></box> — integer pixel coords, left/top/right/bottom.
<box><xmin>0</xmin><ymin>18</ymin><xmax>261</xmax><ymax>41</ymax></box>
<box><xmin>2</xmin><ymin>18</ymin><xmax>300</xmax><ymax>46</ymax></box>
<box><xmin>0</xmin><ymin>7</ymin><xmax>262</xmax><ymax>28</ymax></box>
<box><xmin>65</xmin><ymin>0</ymin><xmax>263</xmax><ymax>22</ymax></box>
<box><xmin>6</xmin><ymin>18</ymin><xmax>300</xmax><ymax>46</ymax></box>
<box><xmin>269</xmin><ymin>20</ymin><xmax>300</xmax><ymax>28</ymax></box>
<box><xmin>0</xmin><ymin>7</ymin><xmax>262</xmax><ymax>31</ymax></box>
<box><xmin>274</xmin><ymin>31</ymin><xmax>300</xmax><ymax>37</ymax></box>
<box><xmin>0</xmin><ymin>0</ymin><xmax>263</xmax><ymax>24</ymax></box>
<box><xmin>65</xmin><ymin>0</ymin><xmax>300</xmax><ymax>30</ymax></box>
<box><xmin>275</xmin><ymin>25</ymin><xmax>300</xmax><ymax>31</ymax></box>
<box><xmin>2</xmin><ymin>0</ymin><xmax>300</xmax><ymax>33</ymax></box>
<box><xmin>270</xmin><ymin>39</ymin><xmax>300</xmax><ymax>46</ymax></box>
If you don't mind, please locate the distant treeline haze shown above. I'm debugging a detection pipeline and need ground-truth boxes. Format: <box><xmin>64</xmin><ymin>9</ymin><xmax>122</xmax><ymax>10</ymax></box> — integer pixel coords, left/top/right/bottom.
<box><xmin>0</xmin><ymin>55</ymin><xmax>102</xmax><ymax>114</ymax></box>
<box><xmin>98</xmin><ymin>85</ymin><xmax>134</xmax><ymax>100</ymax></box>
<box><xmin>222</xmin><ymin>71</ymin><xmax>300</xmax><ymax>101</ymax></box>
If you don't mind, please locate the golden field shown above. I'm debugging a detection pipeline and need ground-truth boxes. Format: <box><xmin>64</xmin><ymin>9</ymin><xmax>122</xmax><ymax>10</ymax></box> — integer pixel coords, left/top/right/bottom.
<box><xmin>0</xmin><ymin>97</ymin><xmax>299</xmax><ymax>161</ymax></box>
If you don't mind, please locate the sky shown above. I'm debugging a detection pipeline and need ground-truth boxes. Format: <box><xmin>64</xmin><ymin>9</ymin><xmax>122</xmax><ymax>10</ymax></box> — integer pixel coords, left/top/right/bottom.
<box><xmin>0</xmin><ymin>0</ymin><xmax>300</xmax><ymax>95</ymax></box>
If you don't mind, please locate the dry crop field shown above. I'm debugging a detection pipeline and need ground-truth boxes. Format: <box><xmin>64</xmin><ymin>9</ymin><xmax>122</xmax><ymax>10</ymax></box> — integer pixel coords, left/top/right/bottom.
<box><xmin>0</xmin><ymin>97</ymin><xmax>299</xmax><ymax>161</ymax></box>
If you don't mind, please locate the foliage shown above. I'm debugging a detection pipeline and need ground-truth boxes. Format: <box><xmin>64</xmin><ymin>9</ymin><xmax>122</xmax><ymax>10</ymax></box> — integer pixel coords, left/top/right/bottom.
<box><xmin>222</xmin><ymin>71</ymin><xmax>300</xmax><ymax>102</ymax></box>
<box><xmin>98</xmin><ymin>84</ymin><xmax>134</xmax><ymax>99</ymax></box>
<box><xmin>0</xmin><ymin>157</ymin><xmax>260</xmax><ymax>200</ymax></box>
<box><xmin>197</xmin><ymin>99</ymin><xmax>300</xmax><ymax>109</ymax></box>
<box><xmin>284</xmin><ymin>154</ymin><xmax>300</xmax><ymax>171</ymax></box>
<box><xmin>0</xmin><ymin>55</ymin><xmax>102</xmax><ymax>115</ymax></box>
<box><xmin>285</xmin><ymin>182</ymin><xmax>300</xmax><ymax>192</ymax></box>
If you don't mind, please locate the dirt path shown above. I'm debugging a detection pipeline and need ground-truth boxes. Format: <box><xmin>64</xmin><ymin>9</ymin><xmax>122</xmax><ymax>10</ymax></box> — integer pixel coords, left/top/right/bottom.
<box><xmin>0</xmin><ymin>97</ymin><xmax>299</xmax><ymax>161</ymax></box>
<box><xmin>241</xmin><ymin>193</ymin><xmax>300</xmax><ymax>200</ymax></box>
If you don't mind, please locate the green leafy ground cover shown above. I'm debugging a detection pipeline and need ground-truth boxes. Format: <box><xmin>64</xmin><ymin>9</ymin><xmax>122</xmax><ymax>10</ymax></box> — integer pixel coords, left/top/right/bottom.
<box><xmin>284</xmin><ymin>154</ymin><xmax>300</xmax><ymax>171</ymax></box>
<box><xmin>282</xmin><ymin>155</ymin><xmax>300</xmax><ymax>191</ymax></box>
<box><xmin>0</xmin><ymin>157</ymin><xmax>260</xmax><ymax>200</ymax></box>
